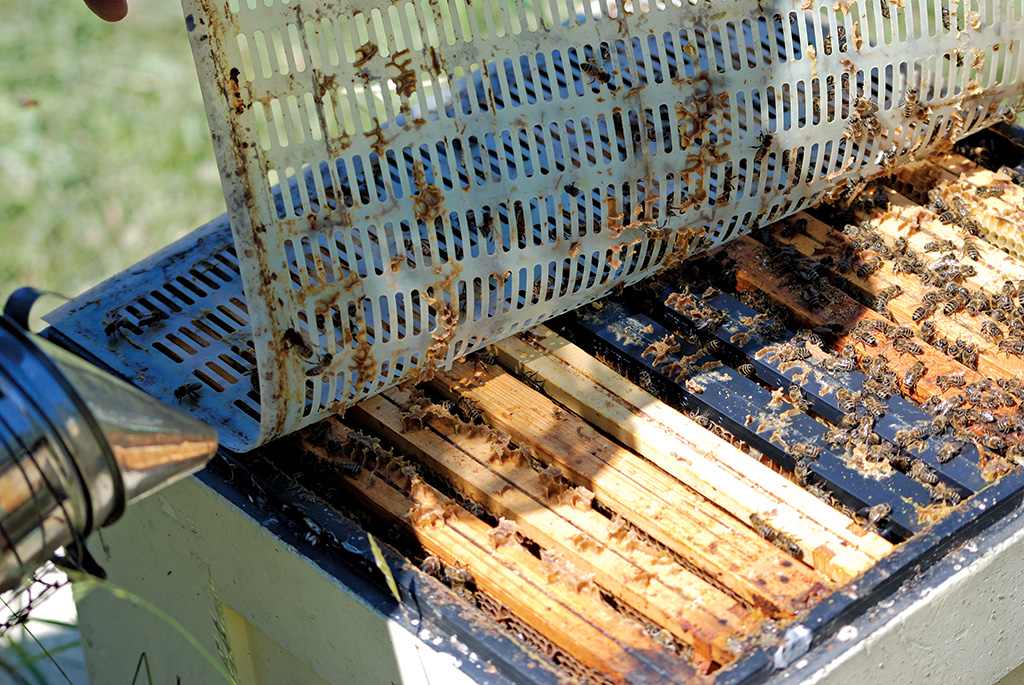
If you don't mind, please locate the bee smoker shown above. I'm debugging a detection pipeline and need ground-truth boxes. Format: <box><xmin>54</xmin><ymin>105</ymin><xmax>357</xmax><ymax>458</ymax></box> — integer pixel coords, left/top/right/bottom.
<box><xmin>0</xmin><ymin>292</ymin><xmax>217</xmax><ymax>591</ymax></box>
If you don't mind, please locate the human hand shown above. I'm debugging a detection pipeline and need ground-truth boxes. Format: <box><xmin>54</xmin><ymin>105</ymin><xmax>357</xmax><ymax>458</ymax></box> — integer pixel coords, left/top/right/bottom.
<box><xmin>84</xmin><ymin>0</ymin><xmax>128</xmax><ymax>21</ymax></box>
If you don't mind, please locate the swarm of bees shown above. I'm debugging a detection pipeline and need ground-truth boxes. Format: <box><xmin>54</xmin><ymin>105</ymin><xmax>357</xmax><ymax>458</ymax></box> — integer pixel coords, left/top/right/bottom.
<box><xmin>697</xmin><ymin>170</ymin><xmax>1024</xmax><ymax>518</ymax></box>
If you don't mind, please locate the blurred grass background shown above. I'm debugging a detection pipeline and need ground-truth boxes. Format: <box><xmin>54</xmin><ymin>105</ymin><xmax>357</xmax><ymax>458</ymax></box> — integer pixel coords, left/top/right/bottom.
<box><xmin>0</xmin><ymin>0</ymin><xmax>226</xmax><ymax>304</ymax></box>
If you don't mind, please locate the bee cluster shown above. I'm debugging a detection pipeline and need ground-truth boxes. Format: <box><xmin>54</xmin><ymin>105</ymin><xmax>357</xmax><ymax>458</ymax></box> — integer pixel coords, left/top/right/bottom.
<box><xmin>833</xmin><ymin>208</ymin><xmax>1024</xmax><ymax>357</ymax></box>
<box><xmin>711</xmin><ymin>202</ymin><xmax>1024</xmax><ymax>521</ymax></box>
<box><xmin>842</xmin><ymin>96</ymin><xmax>883</xmax><ymax>142</ymax></box>
<box><xmin>929</xmin><ymin>190</ymin><xmax>983</xmax><ymax>236</ymax></box>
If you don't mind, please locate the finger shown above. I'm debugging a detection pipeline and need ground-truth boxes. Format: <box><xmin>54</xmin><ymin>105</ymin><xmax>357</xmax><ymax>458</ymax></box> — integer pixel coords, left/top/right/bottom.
<box><xmin>83</xmin><ymin>0</ymin><xmax>128</xmax><ymax>21</ymax></box>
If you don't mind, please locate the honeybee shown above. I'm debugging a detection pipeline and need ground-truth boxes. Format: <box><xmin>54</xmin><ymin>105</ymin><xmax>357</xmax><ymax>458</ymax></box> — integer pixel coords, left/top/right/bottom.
<box><xmin>932</xmin><ymin>482</ymin><xmax>963</xmax><ymax>506</ymax></box>
<box><xmin>305</xmin><ymin>352</ymin><xmax>334</xmax><ymax>377</ymax></box>
<box><xmin>901</xmin><ymin>86</ymin><xmax>926</xmax><ymax>119</ymax></box>
<box><xmin>717</xmin><ymin>167</ymin><xmax>735</xmax><ymax>205</ymax></box>
<box><xmin>929</xmin><ymin>191</ymin><xmax>951</xmax><ymax>213</ymax></box>
<box><xmin>737</xmin><ymin>363</ymin><xmax>757</xmax><ymax>378</ymax></box>
<box><xmin>836</xmin><ymin>387</ymin><xmax>859</xmax><ymax>413</ymax></box>
<box><xmin>851</xmin><ymin>327</ymin><xmax>878</xmax><ymax>346</ymax></box>
<box><xmin>924</xmin><ymin>239</ymin><xmax>956</xmax><ymax>253</ymax></box>
<box><xmin>774</xmin><ymin>531</ymin><xmax>804</xmax><ymax>559</ymax></box>
<box><xmin>942</xmin><ymin>294</ymin><xmax>968</xmax><ymax>316</ymax></box>
<box><xmin>774</xmin><ymin>342</ymin><xmax>812</xmax><ymax>361</ymax></box>
<box><xmin>893</xmin><ymin>338</ymin><xmax>924</xmax><ymax>356</ymax></box>
<box><xmin>136</xmin><ymin>309</ymin><xmax>169</xmax><ymax>328</ymax></box>
<box><xmin>793</xmin><ymin>458</ymin><xmax>814</xmax><ymax>486</ymax></box>
<box><xmin>999</xmin><ymin>338</ymin><xmax>1024</xmax><ymax>357</ymax></box>
<box><xmin>936</xmin><ymin>393</ymin><xmax>966</xmax><ymax>414</ymax></box>
<box><xmin>796</xmin><ymin>327</ymin><xmax>826</xmax><ymax>347</ymax></box>
<box><xmin>937</xmin><ymin>210</ymin><xmax>958</xmax><ymax>225</ymax></box>
<box><xmin>981</xmin><ymin>432</ymin><xmax>1007</xmax><ymax>451</ymax></box>
<box><xmin>879</xmin><ymin>146</ymin><xmax>899</xmax><ymax>169</ymax></box>
<box><xmin>998</xmin><ymin>165</ymin><xmax>1024</xmax><ymax>186</ymax></box>
<box><xmin>702</xmin><ymin>339</ymin><xmax>722</xmax><ymax>355</ymax></box>
<box><xmin>941</xmin><ymin>6</ymin><xmax>951</xmax><ymax>30</ymax></box>
<box><xmin>477</xmin><ymin>207</ymin><xmax>493</xmax><ymax>239</ymax></box>
<box><xmin>520</xmin><ymin>370</ymin><xmax>545</xmax><ymax>392</ymax></box>
<box><xmin>887</xmin><ymin>325</ymin><xmax>914</xmax><ymax>340</ymax></box>
<box><xmin>997</xmin><ymin>377</ymin><xmax>1024</xmax><ymax>398</ymax></box>
<box><xmin>791</xmin><ymin>441</ymin><xmax>821</xmax><ymax>459</ymax></box>
<box><xmin>854</xmin><ymin>96</ymin><xmax>879</xmax><ymax>115</ymax></box>
<box><xmin>991</xmin><ymin>388</ymin><xmax>1017</xmax><ymax>407</ymax></box>
<box><xmin>961</xmin><ymin>238</ymin><xmax>981</xmax><ymax>261</ymax></box>
<box><xmin>788</xmin><ymin>384</ymin><xmax>812</xmax><ymax>411</ymax></box>
<box><xmin>247</xmin><ymin>366</ymin><xmax>261</xmax><ymax>398</ymax></box>
<box><xmin>825</xmin><ymin>428</ymin><xmax>856</xmax><ymax>446</ymax></box>
<box><xmin>893</xmin><ymin>252</ymin><xmax>925</xmax><ymax>275</ymax></box>
<box><xmin>966</xmin><ymin>294</ymin><xmax>991</xmax><ymax>315</ymax></box>
<box><xmin>580</xmin><ymin>59</ymin><xmax>612</xmax><ymax>85</ymax></box>
<box><xmin>752</xmin><ymin>130</ymin><xmax>773</xmax><ymax>164</ymax></box>
<box><xmin>959</xmin><ymin>216</ymin><xmax>982</xmax><ymax>236</ymax></box>
<box><xmin>913</xmin><ymin>302</ymin><xmax>937</xmax><ymax>321</ymax></box>
<box><xmin>802</xmin><ymin>286</ymin><xmax>824</xmax><ymax>309</ymax></box>
<box><xmin>283</xmin><ymin>327</ymin><xmax>314</xmax><ymax>358</ymax></box>
<box><xmin>336</xmin><ymin>461</ymin><xmax>362</xmax><ymax>475</ymax></box>
<box><xmin>174</xmin><ymin>381</ymin><xmax>203</xmax><ymax>402</ymax></box>
<box><xmin>874</xmin><ymin>285</ymin><xmax>903</xmax><ymax>310</ymax></box>
<box><xmin>445</xmin><ymin>564</ymin><xmax>474</xmax><ymax>585</ymax></box>
<box><xmin>843</xmin><ymin>117</ymin><xmax>866</xmax><ymax>141</ymax></box>
<box><xmin>951</xmin><ymin>340</ymin><xmax>979</xmax><ymax>368</ymax></box>
<box><xmin>104</xmin><ymin>311</ymin><xmax>133</xmax><ymax>338</ymax></box>
<box><xmin>936</xmin><ymin>373</ymin><xmax>967</xmax><ymax>391</ymax></box>
<box><xmin>421</xmin><ymin>556</ymin><xmax>443</xmax><ymax>576</ymax></box>
<box><xmin>931</xmin><ymin>414</ymin><xmax>952</xmax><ymax>435</ymax></box>
<box><xmin>863</xmin><ymin>502</ymin><xmax>891</xmax><ymax>526</ymax></box>
<box><xmin>823</xmin><ymin>355</ymin><xmax>857</xmax><ymax>374</ymax></box>
<box><xmin>861</xmin><ymin>393</ymin><xmax>888</xmax><ymax>418</ymax></box>
<box><xmin>470</xmin><ymin>347</ymin><xmax>499</xmax><ymax>367</ymax></box>
<box><xmin>981</xmin><ymin>320</ymin><xmax>1004</xmax><ymax>341</ymax></box>
<box><xmin>857</xmin><ymin>256</ymin><xmax>883</xmax><ymax>278</ymax></box>
<box><xmin>902</xmin><ymin>361</ymin><xmax>927</xmax><ymax>393</ymax></box>
<box><xmin>936</xmin><ymin>442</ymin><xmax>962</xmax><ymax>463</ymax></box>
<box><xmin>895</xmin><ymin>425</ymin><xmax>928</xmax><ymax>448</ymax></box>
<box><xmin>951</xmin><ymin>196</ymin><xmax>971</xmax><ymax>217</ymax></box>
<box><xmin>456</xmin><ymin>396</ymin><xmax>483</xmax><ymax>424</ymax></box>
<box><xmin>969</xmin><ymin>408</ymin><xmax>996</xmax><ymax>424</ymax></box>
<box><xmin>975</xmin><ymin>183</ymin><xmax>1006</xmax><ymax>199</ymax></box>
<box><xmin>909</xmin><ymin>460</ymin><xmax>939</xmax><ymax>485</ymax></box>
<box><xmin>996</xmin><ymin>416</ymin><xmax>1024</xmax><ymax>433</ymax></box>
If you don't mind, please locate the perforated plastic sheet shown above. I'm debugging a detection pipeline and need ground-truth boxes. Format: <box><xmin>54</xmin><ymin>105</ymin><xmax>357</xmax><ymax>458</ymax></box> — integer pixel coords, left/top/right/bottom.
<box><xmin>183</xmin><ymin>0</ymin><xmax>1024</xmax><ymax>448</ymax></box>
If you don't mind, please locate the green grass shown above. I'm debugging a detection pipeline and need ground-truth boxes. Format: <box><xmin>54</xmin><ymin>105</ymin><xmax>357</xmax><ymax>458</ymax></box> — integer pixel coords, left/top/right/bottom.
<box><xmin>0</xmin><ymin>0</ymin><xmax>226</xmax><ymax>303</ymax></box>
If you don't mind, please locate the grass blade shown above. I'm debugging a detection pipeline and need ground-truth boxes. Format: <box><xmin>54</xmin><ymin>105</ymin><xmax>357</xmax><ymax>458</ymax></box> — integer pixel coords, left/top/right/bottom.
<box><xmin>70</xmin><ymin>573</ymin><xmax>235</xmax><ymax>684</ymax></box>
